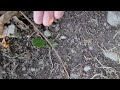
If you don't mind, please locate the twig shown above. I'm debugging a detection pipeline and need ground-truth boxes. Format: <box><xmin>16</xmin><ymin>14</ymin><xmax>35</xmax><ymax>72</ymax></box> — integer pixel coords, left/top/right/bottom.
<box><xmin>89</xmin><ymin>50</ymin><xmax>119</xmax><ymax>79</ymax></box>
<box><xmin>95</xmin><ymin>58</ymin><xmax>119</xmax><ymax>79</ymax></box>
<box><xmin>95</xmin><ymin>58</ymin><xmax>105</xmax><ymax>67</ymax></box>
<box><xmin>19</xmin><ymin>11</ymin><xmax>70</xmax><ymax>79</ymax></box>
<box><xmin>13</xmin><ymin>16</ymin><xmax>29</xmax><ymax>30</ymax></box>
<box><xmin>49</xmin><ymin>47</ymin><xmax>53</xmax><ymax>69</ymax></box>
<box><xmin>90</xmin><ymin>73</ymin><xmax>108</xmax><ymax>79</ymax></box>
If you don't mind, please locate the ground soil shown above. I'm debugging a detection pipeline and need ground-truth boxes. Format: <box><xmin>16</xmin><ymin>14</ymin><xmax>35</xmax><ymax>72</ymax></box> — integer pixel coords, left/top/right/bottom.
<box><xmin>0</xmin><ymin>11</ymin><xmax>120</xmax><ymax>79</ymax></box>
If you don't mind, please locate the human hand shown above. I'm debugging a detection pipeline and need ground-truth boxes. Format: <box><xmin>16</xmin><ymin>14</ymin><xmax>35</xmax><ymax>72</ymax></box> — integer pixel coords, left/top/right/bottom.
<box><xmin>33</xmin><ymin>11</ymin><xmax>64</xmax><ymax>26</ymax></box>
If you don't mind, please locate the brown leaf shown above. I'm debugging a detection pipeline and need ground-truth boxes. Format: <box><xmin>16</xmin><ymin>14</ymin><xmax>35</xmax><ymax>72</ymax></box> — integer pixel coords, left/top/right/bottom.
<box><xmin>0</xmin><ymin>11</ymin><xmax>19</xmax><ymax>35</ymax></box>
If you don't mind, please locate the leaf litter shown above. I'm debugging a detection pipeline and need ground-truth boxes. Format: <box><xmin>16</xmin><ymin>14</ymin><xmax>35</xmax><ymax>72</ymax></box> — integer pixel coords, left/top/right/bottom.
<box><xmin>0</xmin><ymin>11</ymin><xmax>20</xmax><ymax>48</ymax></box>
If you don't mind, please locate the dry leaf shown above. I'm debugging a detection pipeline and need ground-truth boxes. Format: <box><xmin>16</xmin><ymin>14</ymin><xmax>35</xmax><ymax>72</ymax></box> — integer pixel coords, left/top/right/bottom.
<box><xmin>0</xmin><ymin>11</ymin><xmax>21</xmax><ymax>48</ymax></box>
<box><xmin>1</xmin><ymin>38</ymin><xmax>9</xmax><ymax>48</ymax></box>
<box><xmin>0</xmin><ymin>11</ymin><xmax>19</xmax><ymax>35</ymax></box>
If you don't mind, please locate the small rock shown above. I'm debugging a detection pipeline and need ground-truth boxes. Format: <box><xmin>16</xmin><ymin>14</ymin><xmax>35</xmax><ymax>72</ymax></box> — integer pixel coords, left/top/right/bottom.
<box><xmin>71</xmin><ymin>49</ymin><xmax>76</xmax><ymax>53</ymax></box>
<box><xmin>88</xmin><ymin>45</ymin><xmax>93</xmax><ymax>50</ymax></box>
<box><xmin>59</xmin><ymin>35</ymin><xmax>67</xmax><ymax>40</ymax></box>
<box><xmin>70</xmin><ymin>73</ymin><xmax>79</xmax><ymax>79</ymax></box>
<box><xmin>84</xmin><ymin>66</ymin><xmax>91</xmax><ymax>72</ymax></box>
<box><xmin>107</xmin><ymin>11</ymin><xmax>120</xmax><ymax>27</ymax></box>
<box><xmin>74</xmin><ymin>36</ymin><xmax>78</xmax><ymax>40</ymax></box>
<box><xmin>3</xmin><ymin>24</ymin><xmax>16</xmax><ymax>37</ymax></box>
<box><xmin>31</xmin><ymin>68</ymin><xmax>36</xmax><ymax>72</ymax></box>
<box><xmin>27</xmin><ymin>35</ymin><xmax>30</xmax><ymax>38</ymax></box>
<box><xmin>103</xmin><ymin>50</ymin><xmax>119</xmax><ymax>62</ymax></box>
<box><xmin>44</xmin><ymin>30</ymin><xmax>52</xmax><ymax>37</ymax></box>
<box><xmin>22</xmin><ymin>67</ymin><xmax>26</xmax><ymax>71</ymax></box>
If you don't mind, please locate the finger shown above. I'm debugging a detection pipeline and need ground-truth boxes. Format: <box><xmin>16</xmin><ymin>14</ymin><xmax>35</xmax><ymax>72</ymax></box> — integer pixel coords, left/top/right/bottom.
<box><xmin>33</xmin><ymin>11</ymin><xmax>44</xmax><ymax>24</ymax></box>
<box><xmin>54</xmin><ymin>11</ymin><xmax>64</xmax><ymax>19</ymax></box>
<box><xmin>43</xmin><ymin>11</ymin><xmax>54</xmax><ymax>26</ymax></box>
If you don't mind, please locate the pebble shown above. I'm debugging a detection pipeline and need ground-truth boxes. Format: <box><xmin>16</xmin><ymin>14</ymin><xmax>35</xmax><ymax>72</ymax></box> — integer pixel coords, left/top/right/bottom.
<box><xmin>22</xmin><ymin>67</ymin><xmax>26</xmax><ymax>71</ymax></box>
<box><xmin>70</xmin><ymin>73</ymin><xmax>79</xmax><ymax>79</ymax></box>
<box><xmin>44</xmin><ymin>30</ymin><xmax>52</xmax><ymax>37</ymax></box>
<box><xmin>31</xmin><ymin>68</ymin><xmax>36</xmax><ymax>72</ymax></box>
<box><xmin>107</xmin><ymin>11</ymin><xmax>120</xmax><ymax>27</ymax></box>
<box><xmin>83</xmin><ymin>66</ymin><xmax>91</xmax><ymax>72</ymax></box>
<box><xmin>103</xmin><ymin>50</ymin><xmax>119</xmax><ymax>62</ymax></box>
<box><xmin>3</xmin><ymin>24</ymin><xmax>16</xmax><ymax>37</ymax></box>
<box><xmin>59</xmin><ymin>35</ymin><xmax>67</xmax><ymax>40</ymax></box>
<box><xmin>88</xmin><ymin>45</ymin><xmax>93</xmax><ymax>50</ymax></box>
<box><xmin>71</xmin><ymin>49</ymin><xmax>76</xmax><ymax>53</ymax></box>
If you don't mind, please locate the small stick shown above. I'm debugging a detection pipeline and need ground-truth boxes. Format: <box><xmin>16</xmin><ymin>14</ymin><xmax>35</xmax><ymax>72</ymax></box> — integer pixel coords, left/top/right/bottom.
<box><xmin>90</xmin><ymin>74</ymin><xmax>108</xmax><ymax>79</ymax></box>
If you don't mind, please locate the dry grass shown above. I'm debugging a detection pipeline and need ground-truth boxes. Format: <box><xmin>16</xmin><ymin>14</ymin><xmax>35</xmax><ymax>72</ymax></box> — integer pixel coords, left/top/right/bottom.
<box><xmin>91</xmin><ymin>57</ymin><xmax>119</xmax><ymax>79</ymax></box>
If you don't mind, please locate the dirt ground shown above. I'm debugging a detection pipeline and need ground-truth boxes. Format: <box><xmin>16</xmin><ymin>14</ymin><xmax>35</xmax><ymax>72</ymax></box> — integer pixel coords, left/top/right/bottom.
<box><xmin>0</xmin><ymin>11</ymin><xmax>120</xmax><ymax>79</ymax></box>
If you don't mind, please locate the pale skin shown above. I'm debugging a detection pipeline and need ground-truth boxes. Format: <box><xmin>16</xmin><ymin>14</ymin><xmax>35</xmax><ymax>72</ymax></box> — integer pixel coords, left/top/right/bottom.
<box><xmin>33</xmin><ymin>11</ymin><xmax>64</xmax><ymax>26</ymax></box>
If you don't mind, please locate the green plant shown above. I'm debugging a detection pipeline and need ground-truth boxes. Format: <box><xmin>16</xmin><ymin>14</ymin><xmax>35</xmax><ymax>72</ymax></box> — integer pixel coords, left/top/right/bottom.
<box><xmin>32</xmin><ymin>37</ymin><xmax>47</xmax><ymax>48</ymax></box>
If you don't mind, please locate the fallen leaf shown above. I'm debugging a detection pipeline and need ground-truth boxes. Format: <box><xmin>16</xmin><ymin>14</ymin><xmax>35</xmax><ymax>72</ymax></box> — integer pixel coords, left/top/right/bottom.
<box><xmin>1</xmin><ymin>38</ymin><xmax>9</xmax><ymax>48</ymax></box>
<box><xmin>0</xmin><ymin>11</ymin><xmax>19</xmax><ymax>35</ymax></box>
